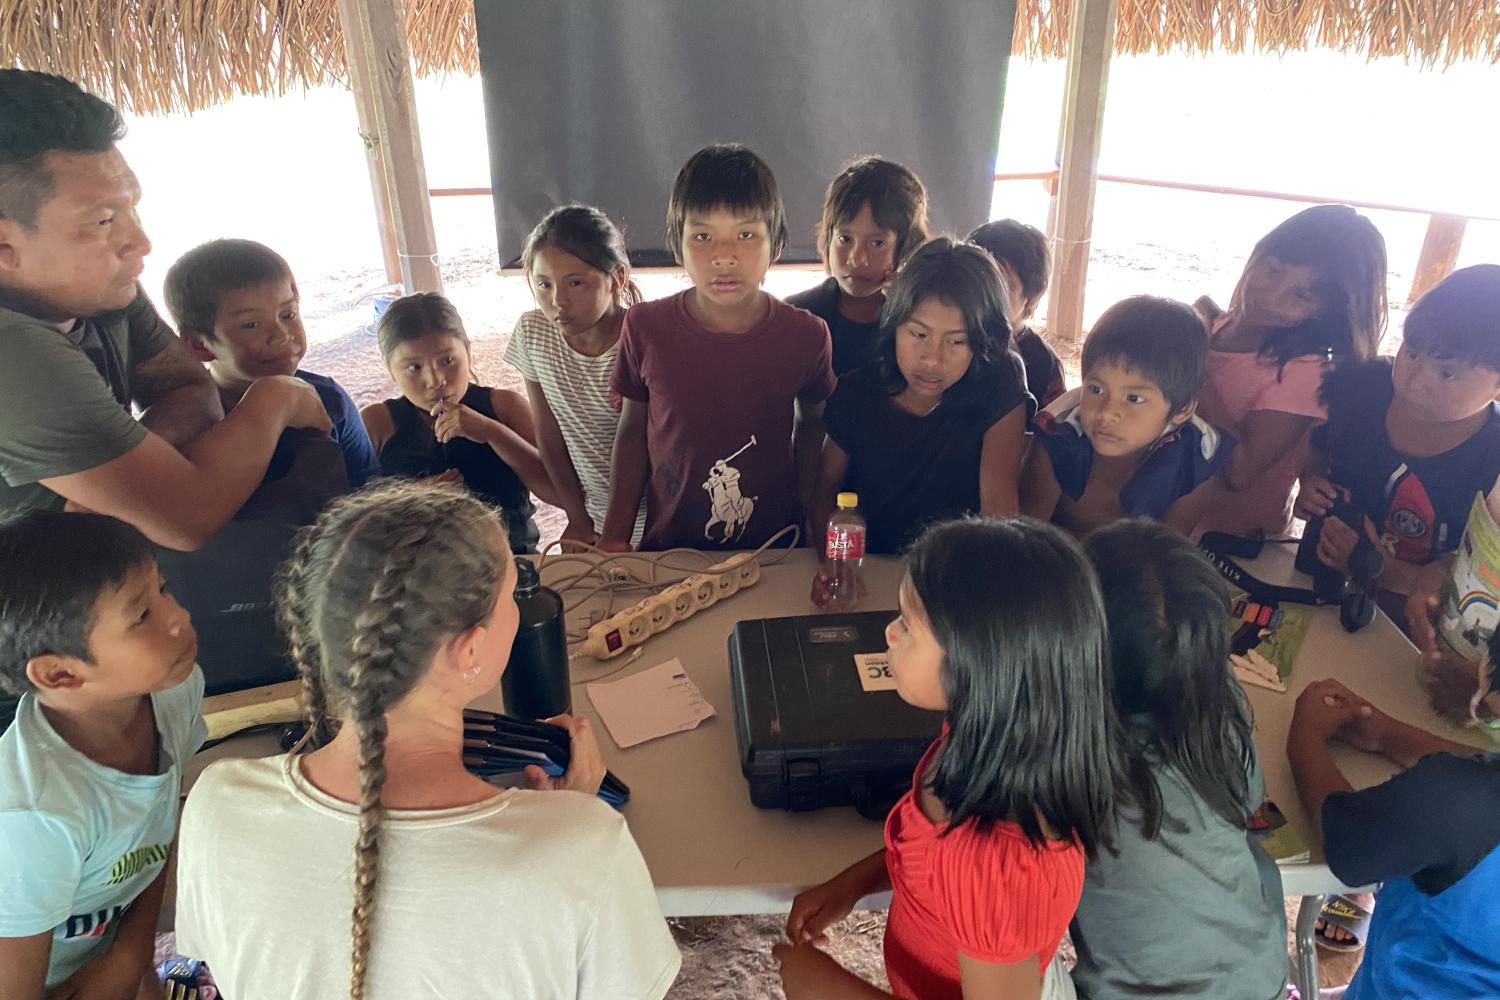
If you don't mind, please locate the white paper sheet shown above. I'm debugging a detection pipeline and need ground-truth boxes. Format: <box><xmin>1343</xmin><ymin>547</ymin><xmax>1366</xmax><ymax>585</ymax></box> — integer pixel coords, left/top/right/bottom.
<box><xmin>586</xmin><ymin>658</ymin><xmax>717</xmax><ymax>749</ymax></box>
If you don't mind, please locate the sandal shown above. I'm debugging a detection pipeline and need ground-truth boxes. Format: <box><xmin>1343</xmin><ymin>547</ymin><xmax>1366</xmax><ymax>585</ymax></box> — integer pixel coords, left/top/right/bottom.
<box><xmin>1316</xmin><ymin>893</ymin><xmax>1372</xmax><ymax>953</ymax></box>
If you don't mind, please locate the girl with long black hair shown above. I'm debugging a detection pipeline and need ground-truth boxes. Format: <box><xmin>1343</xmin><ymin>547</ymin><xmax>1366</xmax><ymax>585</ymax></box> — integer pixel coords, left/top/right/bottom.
<box><xmin>777</xmin><ymin>517</ymin><xmax>1121</xmax><ymax>1000</ymax></box>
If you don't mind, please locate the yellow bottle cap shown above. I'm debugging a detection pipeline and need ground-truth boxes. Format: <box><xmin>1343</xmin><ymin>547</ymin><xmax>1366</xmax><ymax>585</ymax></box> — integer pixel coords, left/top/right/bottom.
<box><xmin>836</xmin><ymin>492</ymin><xmax>859</xmax><ymax>509</ymax></box>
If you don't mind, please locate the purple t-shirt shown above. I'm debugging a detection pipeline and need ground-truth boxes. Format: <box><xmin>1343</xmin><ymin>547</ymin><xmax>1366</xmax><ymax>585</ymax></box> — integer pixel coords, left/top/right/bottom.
<box><xmin>612</xmin><ymin>291</ymin><xmax>835</xmax><ymax>551</ymax></box>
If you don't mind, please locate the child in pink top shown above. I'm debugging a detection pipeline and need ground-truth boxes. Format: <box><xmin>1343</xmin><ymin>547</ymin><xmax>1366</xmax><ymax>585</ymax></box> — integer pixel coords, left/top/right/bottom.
<box><xmin>1194</xmin><ymin>205</ymin><xmax>1388</xmax><ymax>538</ymax></box>
<box><xmin>775</xmin><ymin>518</ymin><xmax>1121</xmax><ymax>1000</ymax></box>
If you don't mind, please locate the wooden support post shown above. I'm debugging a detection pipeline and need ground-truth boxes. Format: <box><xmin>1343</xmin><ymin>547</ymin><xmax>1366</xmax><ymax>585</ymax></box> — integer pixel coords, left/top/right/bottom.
<box><xmin>1046</xmin><ymin>0</ymin><xmax>1118</xmax><ymax>342</ymax></box>
<box><xmin>341</xmin><ymin>0</ymin><xmax>402</xmax><ymax>286</ymax></box>
<box><xmin>1043</xmin><ymin>174</ymin><xmax>1060</xmax><ymax>243</ymax></box>
<box><xmin>1408</xmin><ymin>213</ymin><xmax>1467</xmax><ymax>305</ymax></box>
<box><xmin>337</xmin><ymin>0</ymin><xmax>443</xmax><ymax>294</ymax></box>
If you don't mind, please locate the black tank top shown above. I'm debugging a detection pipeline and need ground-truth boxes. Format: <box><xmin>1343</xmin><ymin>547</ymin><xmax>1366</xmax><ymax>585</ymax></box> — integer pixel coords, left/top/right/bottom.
<box><xmin>378</xmin><ymin>384</ymin><xmax>540</xmax><ymax>553</ymax></box>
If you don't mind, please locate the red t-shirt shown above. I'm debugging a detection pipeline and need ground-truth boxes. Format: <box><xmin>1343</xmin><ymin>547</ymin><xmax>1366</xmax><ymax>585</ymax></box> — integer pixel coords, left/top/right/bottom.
<box><xmin>611</xmin><ymin>290</ymin><xmax>835</xmax><ymax>551</ymax></box>
<box><xmin>883</xmin><ymin>739</ymin><xmax>1085</xmax><ymax>1000</ymax></box>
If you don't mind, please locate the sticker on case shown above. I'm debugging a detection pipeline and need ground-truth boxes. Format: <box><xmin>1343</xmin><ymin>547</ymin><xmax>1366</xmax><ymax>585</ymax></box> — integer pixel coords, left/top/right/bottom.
<box><xmin>854</xmin><ymin>652</ymin><xmax>898</xmax><ymax>692</ymax></box>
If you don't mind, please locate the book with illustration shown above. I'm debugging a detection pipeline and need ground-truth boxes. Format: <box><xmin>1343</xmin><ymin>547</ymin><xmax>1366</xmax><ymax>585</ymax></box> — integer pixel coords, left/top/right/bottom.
<box><xmin>1438</xmin><ymin>492</ymin><xmax>1500</xmax><ymax>664</ymax></box>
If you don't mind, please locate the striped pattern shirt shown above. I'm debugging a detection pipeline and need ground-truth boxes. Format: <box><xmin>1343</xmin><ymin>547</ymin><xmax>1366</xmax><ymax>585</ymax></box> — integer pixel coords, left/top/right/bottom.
<box><xmin>505</xmin><ymin>310</ymin><xmax>644</xmax><ymax>538</ymax></box>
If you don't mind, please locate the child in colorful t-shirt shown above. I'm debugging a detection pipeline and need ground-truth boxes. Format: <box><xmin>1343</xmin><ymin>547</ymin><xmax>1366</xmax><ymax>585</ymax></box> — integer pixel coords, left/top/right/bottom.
<box><xmin>1193</xmin><ymin>205</ymin><xmax>1387</xmax><ymax>538</ymax></box>
<box><xmin>602</xmin><ymin>145</ymin><xmax>835</xmax><ymax>552</ymax></box>
<box><xmin>1299</xmin><ymin>265</ymin><xmax>1500</xmax><ymax>641</ymax></box>
<box><xmin>0</xmin><ymin>511</ymin><xmax>206</xmax><ymax>996</ymax></box>
<box><xmin>1021</xmin><ymin>296</ymin><xmax>1232</xmax><ymax>537</ymax></box>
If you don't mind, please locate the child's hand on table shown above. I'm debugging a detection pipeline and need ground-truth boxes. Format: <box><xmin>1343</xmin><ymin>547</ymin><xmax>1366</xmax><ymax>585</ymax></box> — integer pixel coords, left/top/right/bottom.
<box><xmin>1292</xmin><ymin>679</ymin><xmax>1397</xmax><ymax>756</ymax></box>
<box><xmin>1326</xmin><ymin>685</ymin><xmax>1396</xmax><ymax>755</ymax></box>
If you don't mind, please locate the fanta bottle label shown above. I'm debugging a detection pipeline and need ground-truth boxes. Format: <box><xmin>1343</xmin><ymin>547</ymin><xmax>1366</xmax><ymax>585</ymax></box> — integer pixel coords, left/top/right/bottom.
<box><xmin>827</xmin><ymin>526</ymin><xmax>865</xmax><ymax>560</ymax></box>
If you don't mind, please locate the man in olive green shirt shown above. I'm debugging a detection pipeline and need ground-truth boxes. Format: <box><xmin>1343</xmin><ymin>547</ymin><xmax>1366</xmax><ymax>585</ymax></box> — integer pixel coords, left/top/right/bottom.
<box><xmin>0</xmin><ymin>70</ymin><xmax>329</xmax><ymax>551</ymax></box>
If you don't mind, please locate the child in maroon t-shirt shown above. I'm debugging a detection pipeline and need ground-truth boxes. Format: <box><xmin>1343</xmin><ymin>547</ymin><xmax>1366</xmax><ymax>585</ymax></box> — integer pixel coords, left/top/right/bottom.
<box><xmin>602</xmin><ymin>145</ymin><xmax>835</xmax><ymax>552</ymax></box>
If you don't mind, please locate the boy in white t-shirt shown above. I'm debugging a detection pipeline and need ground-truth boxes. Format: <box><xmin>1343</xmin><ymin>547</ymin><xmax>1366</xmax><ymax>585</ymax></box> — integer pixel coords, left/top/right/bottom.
<box><xmin>0</xmin><ymin>510</ymin><xmax>206</xmax><ymax>998</ymax></box>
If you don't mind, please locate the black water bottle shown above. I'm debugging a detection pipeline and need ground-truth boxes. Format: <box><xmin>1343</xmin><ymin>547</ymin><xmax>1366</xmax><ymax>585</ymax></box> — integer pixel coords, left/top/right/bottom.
<box><xmin>502</xmin><ymin>557</ymin><xmax>571</xmax><ymax>720</ymax></box>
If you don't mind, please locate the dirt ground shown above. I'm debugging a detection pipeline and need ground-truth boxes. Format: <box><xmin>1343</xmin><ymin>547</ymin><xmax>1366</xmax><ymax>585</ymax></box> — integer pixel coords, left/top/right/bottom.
<box><xmin>157</xmin><ymin>900</ymin><xmax>1353</xmax><ymax>998</ymax></box>
<box><xmin>663</xmin><ymin>898</ymin><xmax>1359</xmax><ymax>998</ymax></box>
<box><xmin>667</xmin><ymin>913</ymin><xmax>889</xmax><ymax>998</ymax></box>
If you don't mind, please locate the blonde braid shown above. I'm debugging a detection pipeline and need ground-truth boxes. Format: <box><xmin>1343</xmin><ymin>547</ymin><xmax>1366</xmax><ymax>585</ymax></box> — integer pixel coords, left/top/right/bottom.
<box><xmin>276</xmin><ymin>481</ymin><xmax>509</xmax><ymax>1000</ymax></box>
<box><xmin>345</xmin><ymin>524</ymin><xmax>433</xmax><ymax>1000</ymax></box>
<box><xmin>277</xmin><ymin>523</ymin><xmax>332</xmax><ymax>748</ymax></box>
<box><xmin>348</xmin><ymin>694</ymin><xmax>389</xmax><ymax>1000</ymax></box>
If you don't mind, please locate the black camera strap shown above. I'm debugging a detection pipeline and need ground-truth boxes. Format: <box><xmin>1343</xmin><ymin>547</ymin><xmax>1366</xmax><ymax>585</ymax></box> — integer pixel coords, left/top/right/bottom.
<box><xmin>1198</xmin><ymin>534</ymin><xmax>1327</xmax><ymax>607</ymax></box>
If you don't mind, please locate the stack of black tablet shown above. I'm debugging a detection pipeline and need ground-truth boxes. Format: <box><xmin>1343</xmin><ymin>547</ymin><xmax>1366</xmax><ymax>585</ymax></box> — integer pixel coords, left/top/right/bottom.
<box><xmin>462</xmin><ymin>709</ymin><xmax>630</xmax><ymax>807</ymax></box>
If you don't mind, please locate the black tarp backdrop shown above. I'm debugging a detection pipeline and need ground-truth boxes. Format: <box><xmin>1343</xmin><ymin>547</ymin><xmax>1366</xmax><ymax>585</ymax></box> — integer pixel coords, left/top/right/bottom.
<box><xmin>475</xmin><ymin>0</ymin><xmax>1017</xmax><ymax>267</ymax></box>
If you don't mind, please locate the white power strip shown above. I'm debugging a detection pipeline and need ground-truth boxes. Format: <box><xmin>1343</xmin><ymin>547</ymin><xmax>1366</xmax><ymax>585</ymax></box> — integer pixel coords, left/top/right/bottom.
<box><xmin>577</xmin><ymin>552</ymin><xmax>761</xmax><ymax>659</ymax></box>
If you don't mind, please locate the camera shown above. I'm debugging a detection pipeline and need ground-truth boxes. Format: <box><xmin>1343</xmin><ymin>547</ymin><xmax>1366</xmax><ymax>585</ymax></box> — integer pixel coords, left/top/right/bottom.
<box><xmin>1296</xmin><ymin>496</ymin><xmax>1385</xmax><ymax>632</ymax></box>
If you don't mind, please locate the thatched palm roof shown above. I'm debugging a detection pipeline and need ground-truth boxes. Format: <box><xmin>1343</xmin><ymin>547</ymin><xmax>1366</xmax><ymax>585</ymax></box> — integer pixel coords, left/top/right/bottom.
<box><xmin>0</xmin><ymin>0</ymin><xmax>475</xmax><ymax>114</ymax></box>
<box><xmin>3</xmin><ymin>0</ymin><xmax>1496</xmax><ymax>116</ymax></box>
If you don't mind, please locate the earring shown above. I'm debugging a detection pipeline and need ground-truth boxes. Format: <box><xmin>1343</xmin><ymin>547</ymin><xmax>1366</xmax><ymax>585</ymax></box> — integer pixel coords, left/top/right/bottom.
<box><xmin>463</xmin><ymin>664</ymin><xmax>482</xmax><ymax>684</ymax></box>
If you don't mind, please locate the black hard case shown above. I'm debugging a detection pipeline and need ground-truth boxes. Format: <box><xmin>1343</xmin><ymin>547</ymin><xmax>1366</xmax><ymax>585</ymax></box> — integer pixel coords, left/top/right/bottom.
<box><xmin>728</xmin><ymin>611</ymin><xmax>944</xmax><ymax>818</ymax></box>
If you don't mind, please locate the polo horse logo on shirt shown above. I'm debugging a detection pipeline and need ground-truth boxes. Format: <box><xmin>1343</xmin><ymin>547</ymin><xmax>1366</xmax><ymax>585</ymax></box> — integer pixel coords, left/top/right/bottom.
<box><xmin>704</xmin><ymin>436</ymin><xmax>758</xmax><ymax>543</ymax></box>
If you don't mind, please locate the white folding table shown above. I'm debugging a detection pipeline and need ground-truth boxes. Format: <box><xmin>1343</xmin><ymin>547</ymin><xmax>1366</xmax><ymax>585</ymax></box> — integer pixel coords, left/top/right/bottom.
<box><xmin>191</xmin><ymin>543</ymin><xmax>1492</xmax><ymax>997</ymax></box>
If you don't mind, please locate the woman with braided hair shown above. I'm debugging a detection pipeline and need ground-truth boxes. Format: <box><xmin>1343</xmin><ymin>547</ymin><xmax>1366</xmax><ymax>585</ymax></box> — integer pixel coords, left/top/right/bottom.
<box><xmin>172</xmin><ymin>481</ymin><xmax>680</xmax><ymax>999</ymax></box>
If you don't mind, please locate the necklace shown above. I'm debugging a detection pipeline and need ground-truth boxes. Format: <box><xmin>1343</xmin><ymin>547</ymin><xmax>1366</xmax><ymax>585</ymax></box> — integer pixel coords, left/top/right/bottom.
<box><xmin>895</xmin><ymin>392</ymin><xmax>942</xmax><ymax>418</ymax></box>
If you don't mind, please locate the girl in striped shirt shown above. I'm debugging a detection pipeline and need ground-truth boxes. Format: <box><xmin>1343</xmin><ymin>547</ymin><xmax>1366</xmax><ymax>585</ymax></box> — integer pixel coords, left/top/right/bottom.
<box><xmin>508</xmin><ymin>205</ymin><xmax>646</xmax><ymax>548</ymax></box>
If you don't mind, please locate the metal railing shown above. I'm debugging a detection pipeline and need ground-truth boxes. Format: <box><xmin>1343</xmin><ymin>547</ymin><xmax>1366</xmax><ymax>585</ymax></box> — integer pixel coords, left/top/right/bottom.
<box><xmin>429</xmin><ymin>172</ymin><xmax>1496</xmax><ymax>304</ymax></box>
<box><xmin>995</xmin><ymin>168</ymin><xmax>1495</xmax><ymax>305</ymax></box>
